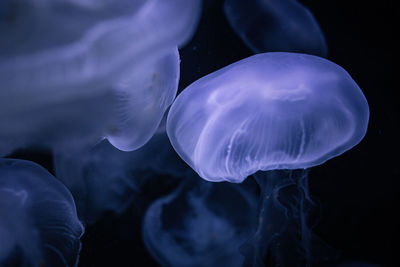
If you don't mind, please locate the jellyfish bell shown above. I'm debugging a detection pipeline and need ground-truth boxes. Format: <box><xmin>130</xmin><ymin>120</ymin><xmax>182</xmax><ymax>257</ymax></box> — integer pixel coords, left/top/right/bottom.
<box><xmin>224</xmin><ymin>0</ymin><xmax>328</xmax><ymax>57</ymax></box>
<box><xmin>0</xmin><ymin>0</ymin><xmax>201</xmax><ymax>155</ymax></box>
<box><xmin>0</xmin><ymin>158</ymin><xmax>84</xmax><ymax>266</ymax></box>
<box><xmin>167</xmin><ymin>52</ymin><xmax>369</xmax><ymax>183</ymax></box>
<box><xmin>104</xmin><ymin>48</ymin><xmax>180</xmax><ymax>151</ymax></box>
<box><xmin>0</xmin><ymin>188</ymin><xmax>38</xmax><ymax>265</ymax></box>
<box><xmin>0</xmin><ymin>47</ymin><xmax>180</xmax><ymax>156</ymax></box>
<box><xmin>142</xmin><ymin>174</ymin><xmax>258</xmax><ymax>267</ymax></box>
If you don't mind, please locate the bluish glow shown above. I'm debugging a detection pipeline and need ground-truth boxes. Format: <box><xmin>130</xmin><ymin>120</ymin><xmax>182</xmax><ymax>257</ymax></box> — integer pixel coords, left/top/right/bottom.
<box><xmin>105</xmin><ymin>49</ymin><xmax>180</xmax><ymax>151</ymax></box>
<box><xmin>0</xmin><ymin>2</ymin><xmax>381</xmax><ymax>266</ymax></box>
<box><xmin>240</xmin><ymin>170</ymin><xmax>339</xmax><ymax>266</ymax></box>
<box><xmin>54</xmin><ymin>126</ymin><xmax>191</xmax><ymax>224</ymax></box>
<box><xmin>0</xmin><ymin>0</ymin><xmax>201</xmax><ymax>155</ymax></box>
<box><xmin>167</xmin><ymin>52</ymin><xmax>369</xmax><ymax>183</ymax></box>
<box><xmin>0</xmin><ymin>159</ymin><xmax>84</xmax><ymax>266</ymax></box>
<box><xmin>224</xmin><ymin>0</ymin><xmax>328</xmax><ymax>56</ymax></box>
<box><xmin>142</xmin><ymin>175</ymin><xmax>258</xmax><ymax>267</ymax></box>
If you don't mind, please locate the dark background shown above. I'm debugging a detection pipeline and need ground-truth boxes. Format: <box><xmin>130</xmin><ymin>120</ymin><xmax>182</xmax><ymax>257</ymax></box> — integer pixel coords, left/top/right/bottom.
<box><xmin>11</xmin><ymin>0</ymin><xmax>398</xmax><ymax>266</ymax></box>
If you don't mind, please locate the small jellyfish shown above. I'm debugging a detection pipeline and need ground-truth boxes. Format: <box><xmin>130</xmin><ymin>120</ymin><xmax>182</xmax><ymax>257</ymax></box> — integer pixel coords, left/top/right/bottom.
<box><xmin>167</xmin><ymin>52</ymin><xmax>369</xmax><ymax>266</ymax></box>
<box><xmin>0</xmin><ymin>0</ymin><xmax>201</xmax><ymax>155</ymax></box>
<box><xmin>142</xmin><ymin>174</ymin><xmax>258</xmax><ymax>267</ymax></box>
<box><xmin>0</xmin><ymin>159</ymin><xmax>84</xmax><ymax>266</ymax></box>
<box><xmin>54</xmin><ymin>123</ymin><xmax>191</xmax><ymax>224</ymax></box>
<box><xmin>224</xmin><ymin>0</ymin><xmax>328</xmax><ymax>56</ymax></box>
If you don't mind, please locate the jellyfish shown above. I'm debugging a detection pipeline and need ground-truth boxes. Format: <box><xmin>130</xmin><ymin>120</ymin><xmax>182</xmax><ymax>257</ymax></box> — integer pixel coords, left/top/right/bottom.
<box><xmin>53</xmin><ymin>122</ymin><xmax>191</xmax><ymax>224</ymax></box>
<box><xmin>142</xmin><ymin>173</ymin><xmax>258</xmax><ymax>267</ymax></box>
<box><xmin>0</xmin><ymin>0</ymin><xmax>201</xmax><ymax>156</ymax></box>
<box><xmin>167</xmin><ymin>52</ymin><xmax>369</xmax><ymax>266</ymax></box>
<box><xmin>224</xmin><ymin>0</ymin><xmax>328</xmax><ymax>57</ymax></box>
<box><xmin>0</xmin><ymin>158</ymin><xmax>84</xmax><ymax>266</ymax></box>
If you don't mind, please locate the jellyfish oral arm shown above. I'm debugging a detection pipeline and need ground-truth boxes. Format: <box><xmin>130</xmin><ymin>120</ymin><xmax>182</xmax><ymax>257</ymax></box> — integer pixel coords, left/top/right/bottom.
<box><xmin>241</xmin><ymin>170</ymin><xmax>338</xmax><ymax>266</ymax></box>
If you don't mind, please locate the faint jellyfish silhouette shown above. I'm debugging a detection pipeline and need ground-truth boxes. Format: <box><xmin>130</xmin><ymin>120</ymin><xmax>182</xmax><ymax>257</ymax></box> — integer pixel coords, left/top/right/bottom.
<box><xmin>167</xmin><ymin>52</ymin><xmax>369</xmax><ymax>266</ymax></box>
<box><xmin>224</xmin><ymin>0</ymin><xmax>328</xmax><ymax>57</ymax></box>
<box><xmin>0</xmin><ymin>0</ymin><xmax>201</xmax><ymax>155</ymax></box>
<box><xmin>0</xmin><ymin>159</ymin><xmax>84</xmax><ymax>266</ymax></box>
<box><xmin>53</xmin><ymin>122</ymin><xmax>191</xmax><ymax>224</ymax></box>
<box><xmin>142</xmin><ymin>174</ymin><xmax>258</xmax><ymax>267</ymax></box>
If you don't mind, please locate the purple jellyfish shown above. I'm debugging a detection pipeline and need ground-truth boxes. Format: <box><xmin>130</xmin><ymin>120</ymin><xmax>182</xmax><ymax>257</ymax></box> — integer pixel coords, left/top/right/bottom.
<box><xmin>167</xmin><ymin>52</ymin><xmax>369</xmax><ymax>266</ymax></box>
<box><xmin>142</xmin><ymin>174</ymin><xmax>258</xmax><ymax>267</ymax></box>
<box><xmin>53</xmin><ymin>123</ymin><xmax>191</xmax><ymax>224</ymax></box>
<box><xmin>0</xmin><ymin>159</ymin><xmax>84</xmax><ymax>266</ymax></box>
<box><xmin>0</xmin><ymin>0</ymin><xmax>201</xmax><ymax>155</ymax></box>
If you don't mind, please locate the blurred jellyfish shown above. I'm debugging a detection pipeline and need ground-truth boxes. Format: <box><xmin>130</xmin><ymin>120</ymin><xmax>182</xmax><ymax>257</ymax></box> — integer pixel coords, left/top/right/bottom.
<box><xmin>53</xmin><ymin>122</ymin><xmax>191</xmax><ymax>224</ymax></box>
<box><xmin>0</xmin><ymin>158</ymin><xmax>84</xmax><ymax>266</ymax></box>
<box><xmin>224</xmin><ymin>0</ymin><xmax>328</xmax><ymax>57</ymax></box>
<box><xmin>167</xmin><ymin>52</ymin><xmax>369</xmax><ymax>266</ymax></box>
<box><xmin>0</xmin><ymin>0</ymin><xmax>202</xmax><ymax>156</ymax></box>
<box><xmin>142</xmin><ymin>174</ymin><xmax>258</xmax><ymax>267</ymax></box>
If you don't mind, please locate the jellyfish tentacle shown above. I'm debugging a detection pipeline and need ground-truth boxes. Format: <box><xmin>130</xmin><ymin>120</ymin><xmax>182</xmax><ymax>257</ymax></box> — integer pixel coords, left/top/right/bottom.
<box><xmin>241</xmin><ymin>170</ymin><xmax>337</xmax><ymax>267</ymax></box>
<box><xmin>240</xmin><ymin>171</ymin><xmax>292</xmax><ymax>266</ymax></box>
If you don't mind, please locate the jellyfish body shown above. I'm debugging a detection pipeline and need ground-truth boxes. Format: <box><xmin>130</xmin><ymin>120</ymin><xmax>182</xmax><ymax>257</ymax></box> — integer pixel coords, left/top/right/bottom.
<box><xmin>142</xmin><ymin>175</ymin><xmax>258</xmax><ymax>267</ymax></box>
<box><xmin>54</xmin><ymin>127</ymin><xmax>191</xmax><ymax>224</ymax></box>
<box><xmin>167</xmin><ymin>52</ymin><xmax>369</xmax><ymax>183</ymax></box>
<box><xmin>224</xmin><ymin>0</ymin><xmax>328</xmax><ymax>56</ymax></box>
<box><xmin>167</xmin><ymin>52</ymin><xmax>369</xmax><ymax>266</ymax></box>
<box><xmin>0</xmin><ymin>0</ymin><xmax>201</xmax><ymax>155</ymax></box>
<box><xmin>0</xmin><ymin>159</ymin><xmax>84</xmax><ymax>266</ymax></box>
